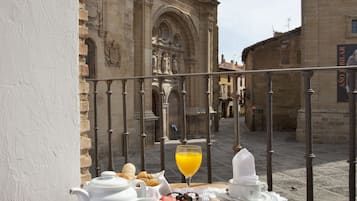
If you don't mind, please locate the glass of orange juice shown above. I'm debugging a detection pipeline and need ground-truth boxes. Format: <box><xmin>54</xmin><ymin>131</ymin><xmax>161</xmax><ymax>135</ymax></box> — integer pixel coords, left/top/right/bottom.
<box><xmin>175</xmin><ymin>145</ymin><xmax>202</xmax><ymax>192</ymax></box>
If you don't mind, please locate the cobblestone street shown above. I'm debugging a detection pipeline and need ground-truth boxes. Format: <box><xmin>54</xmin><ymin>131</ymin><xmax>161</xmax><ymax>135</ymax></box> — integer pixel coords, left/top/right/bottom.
<box><xmin>123</xmin><ymin>118</ymin><xmax>350</xmax><ymax>201</ymax></box>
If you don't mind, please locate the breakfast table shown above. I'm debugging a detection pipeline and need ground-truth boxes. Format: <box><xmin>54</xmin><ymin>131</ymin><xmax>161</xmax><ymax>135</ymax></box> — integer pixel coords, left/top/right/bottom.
<box><xmin>70</xmin><ymin>147</ymin><xmax>288</xmax><ymax>201</ymax></box>
<box><xmin>169</xmin><ymin>182</ymin><xmax>287</xmax><ymax>201</ymax></box>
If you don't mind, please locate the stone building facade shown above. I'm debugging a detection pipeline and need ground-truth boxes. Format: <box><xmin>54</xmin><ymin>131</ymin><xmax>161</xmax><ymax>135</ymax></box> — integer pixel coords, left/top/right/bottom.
<box><xmin>242</xmin><ymin>0</ymin><xmax>357</xmax><ymax>143</ymax></box>
<box><xmin>242</xmin><ymin>28</ymin><xmax>302</xmax><ymax>131</ymax></box>
<box><xmin>218</xmin><ymin>55</ymin><xmax>245</xmax><ymax>118</ymax></box>
<box><xmin>296</xmin><ymin>0</ymin><xmax>357</xmax><ymax>143</ymax></box>
<box><xmin>85</xmin><ymin>0</ymin><xmax>219</xmax><ymax>174</ymax></box>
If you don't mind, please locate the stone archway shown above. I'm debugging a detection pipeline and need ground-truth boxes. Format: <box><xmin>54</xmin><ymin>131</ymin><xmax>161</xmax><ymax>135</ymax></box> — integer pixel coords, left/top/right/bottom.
<box><xmin>152</xmin><ymin>88</ymin><xmax>161</xmax><ymax>142</ymax></box>
<box><xmin>168</xmin><ymin>89</ymin><xmax>180</xmax><ymax>140</ymax></box>
<box><xmin>85</xmin><ymin>38</ymin><xmax>96</xmax><ymax>78</ymax></box>
<box><xmin>151</xmin><ymin>7</ymin><xmax>198</xmax><ymax>140</ymax></box>
<box><xmin>151</xmin><ymin>7</ymin><xmax>197</xmax><ymax>75</ymax></box>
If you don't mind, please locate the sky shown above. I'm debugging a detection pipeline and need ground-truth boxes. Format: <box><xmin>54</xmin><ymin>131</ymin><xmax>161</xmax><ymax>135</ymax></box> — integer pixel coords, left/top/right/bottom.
<box><xmin>218</xmin><ymin>0</ymin><xmax>301</xmax><ymax>64</ymax></box>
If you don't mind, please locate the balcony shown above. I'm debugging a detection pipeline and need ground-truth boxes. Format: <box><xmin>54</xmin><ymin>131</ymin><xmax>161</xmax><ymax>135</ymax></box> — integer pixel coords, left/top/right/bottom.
<box><xmin>87</xmin><ymin>65</ymin><xmax>357</xmax><ymax>201</ymax></box>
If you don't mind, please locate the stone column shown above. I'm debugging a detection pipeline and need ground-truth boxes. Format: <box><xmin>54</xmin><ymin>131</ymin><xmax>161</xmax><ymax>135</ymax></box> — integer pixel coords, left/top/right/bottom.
<box><xmin>79</xmin><ymin>0</ymin><xmax>92</xmax><ymax>183</ymax></box>
<box><xmin>133</xmin><ymin>0</ymin><xmax>157</xmax><ymax>145</ymax></box>
<box><xmin>184</xmin><ymin>58</ymin><xmax>197</xmax><ymax>110</ymax></box>
<box><xmin>134</xmin><ymin>0</ymin><xmax>153</xmax><ymax>106</ymax></box>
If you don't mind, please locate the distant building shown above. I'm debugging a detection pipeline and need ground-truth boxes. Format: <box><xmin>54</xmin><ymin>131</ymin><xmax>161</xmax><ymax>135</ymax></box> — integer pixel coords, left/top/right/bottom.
<box><xmin>242</xmin><ymin>28</ymin><xmax>301</xmax><ymax>131</ymax></box>
<box><xmin>218</xmin><ymin>55</ymin><xmax>245</xmax><ymax>118</ymax></box>
<box><xmin>242</xmin><ymin>0</ymin><xmax>357</xmax><ymax>143</ymax></box>
<box><xmin>296</xmin><ymin>0</ymin><xmax>357</xmax><ymax>143</ymax></box>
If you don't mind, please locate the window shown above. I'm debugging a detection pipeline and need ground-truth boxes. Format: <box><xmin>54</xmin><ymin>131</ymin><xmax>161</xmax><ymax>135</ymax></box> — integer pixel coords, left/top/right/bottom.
<box><xmin>346</xmin><ymin>16</ymin><xmax>357</xmax><ymax>37</ymax></box>
<box><xmin>352</xmin><ymin>20</ymin><xmax>357</xmax><ymax>33</ymax></box>
<box><xmin>296</xmin><ymin>50</ymin><xmax>301</xmax><ymax>64</ymax></box>
<box><xmin>280</xmin><ymin>40</ymin><xmax>290</xmax><ymax>65</ymax></box>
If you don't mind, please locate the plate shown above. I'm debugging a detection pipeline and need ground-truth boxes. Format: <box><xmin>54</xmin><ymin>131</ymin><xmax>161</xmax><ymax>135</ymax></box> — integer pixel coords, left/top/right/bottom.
<box><xmin>216</xmin><ymin>191</ymin><xmax>271</xmax><ymax>201</ymax></box>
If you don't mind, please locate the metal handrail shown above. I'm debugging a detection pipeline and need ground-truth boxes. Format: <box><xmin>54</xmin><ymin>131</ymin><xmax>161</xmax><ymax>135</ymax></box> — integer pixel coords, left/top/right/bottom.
<box><xmin>87</xmin><ymin>65</ymin><xmax>357</xmax><ymax>81</ymax></box>
<box><xmin>87</xmin><ymin>65</ymin><xmax>357</xmax><ymax>201</ymax></box>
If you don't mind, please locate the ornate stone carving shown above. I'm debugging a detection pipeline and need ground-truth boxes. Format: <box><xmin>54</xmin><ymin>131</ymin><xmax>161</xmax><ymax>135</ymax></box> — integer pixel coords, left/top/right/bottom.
<box><xmin>173</xmin><ymin>34</ymin><xmax>182</xmax><ymax>48</ymax></box>
<box><xmin>98</xmin><ymin>0</ymin><xmax>106</xmax><ymax>37</ymax></box>
<box><xmin>105</xmin><ymin>40</ymin><xmax>121</xmax><ymax>67</ymax></box>
<box><xmin>86</xmin><ymin>0</ymin><xmax>107</xmax><ymax>37</ymax></box>
<box><xmin>171</xmin><ymin>54</ymin><xmax>178</xmax><ymax>74</ymax></box>
<box><xmin>152</xmin><ymin>49</ymin><xmax>159</xmax><ymax>73</ymax></box>
<box><xmin>158</xmin><ymin>23</ymin><xmax>170</xmax><ymax>42</ymax></box>
<box><xmin>152</xmin><ymin>17</ymin><xmax>187</xmax><ymax>75</ymax></box>
<box><xmin>161</xmin><ymin>52</ymin><xmax>171</xmax><ymax>74</ymax></box>
<box><xmin>144</xmin><ymin>0</ymin><xmax>153</xmax><ymax>7</ymax></box>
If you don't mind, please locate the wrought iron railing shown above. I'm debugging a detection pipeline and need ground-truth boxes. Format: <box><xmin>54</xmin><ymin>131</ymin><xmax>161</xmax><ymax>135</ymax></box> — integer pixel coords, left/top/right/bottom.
<box><xmin>87</xmin><ymin>65</ymin><xmax>357</xmax><ymax>201</ymax></box>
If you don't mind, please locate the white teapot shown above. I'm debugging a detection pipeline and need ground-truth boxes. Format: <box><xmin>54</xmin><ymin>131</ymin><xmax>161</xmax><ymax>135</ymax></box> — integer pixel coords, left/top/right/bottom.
<box><xmin>70</xmin><ymin>171</ymin><xmax>146</xmax><ymax>201</ymax></box>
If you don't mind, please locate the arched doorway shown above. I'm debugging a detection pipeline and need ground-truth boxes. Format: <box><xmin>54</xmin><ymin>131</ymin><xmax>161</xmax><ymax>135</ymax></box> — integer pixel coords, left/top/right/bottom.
<box><xmin>152</xmin><ymin>89</ymin><xmax>161</xmax><ymax>142</ymax></box>
<box><xmin>85</xmin><ymin>38</ymin><xmax>96</xmax><ymax>78</ymax></box>
<box><xmin>168</xmin><ymin>90</ymin><xmax>180</xmax><ymax>140</ymax></box>
<box><xmin>151</xmin><ymin>8</ymin><xmax>197</xmax><ymax>140</ymax></box>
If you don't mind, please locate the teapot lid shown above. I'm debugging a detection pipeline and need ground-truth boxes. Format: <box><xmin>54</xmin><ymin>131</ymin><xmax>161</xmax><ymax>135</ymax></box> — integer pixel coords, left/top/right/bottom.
<box><xmin>89</xmin><ymin>171</ymin><xmax>129</xmax><ymax>189</ymax></box>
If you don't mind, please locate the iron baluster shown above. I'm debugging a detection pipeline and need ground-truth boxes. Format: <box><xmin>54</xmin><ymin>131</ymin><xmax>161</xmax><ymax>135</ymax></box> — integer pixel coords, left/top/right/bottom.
<box><xmin>348</xmin><ymin>69</ymin><xmax>356</xmax><ymax>201</ymax></box>
<box><xmin>180</xmin><ymin>76</ymin><xmax>188</xmax><ymax>145</ymax></box>
<box><xmin>93</xmin><ymin>81</ymin><xmax>100</xmax><ymax>176</ymax></box>
<box><xmin>205</xmin><ymin>75</ymin><xmax>212</xmax><ymax>183</ymax></box>
<box><xmin>139</xmin><ymin>78</ymin><xmax>146</xmax><ymax>171</ymax></box>
<box><xmin>303</xmin><ymin>71</ymin><xmax>315</xmax><ymax>201</ymax></box>
<box><xmin>106</xmin><ymin>80</ymin><xmax>114</xmax><ymax>171</ymax></box>
<box><xmin>233</xmin><ymin>75</ymin><xmax>242</xmax><ymax>153</ymax></box>
<box><xmin>266</xmin><ymin>72</ymin><xmax>274</xmax><ymax>191</ymax></box>
<box><xmin>122</xmin><ymin>79</ymin><xmax>129</xmax><ymax>163</ymax></box>
<box><xmin>159</xmin><ymin>78</ymin><xmax>165</xmax><ymax>171</ymax></box>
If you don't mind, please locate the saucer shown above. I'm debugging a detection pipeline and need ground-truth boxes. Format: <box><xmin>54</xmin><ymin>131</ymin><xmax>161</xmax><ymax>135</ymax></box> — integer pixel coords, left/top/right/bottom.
<box><xmin>256</xmin><ymin>193</ymin><xmax>269</xmax><ymax>201</ymax></box>
<box><xmin>216</xmin><ymin>191</ymin><xmax>271</xmax><ymax>201</ymax></box>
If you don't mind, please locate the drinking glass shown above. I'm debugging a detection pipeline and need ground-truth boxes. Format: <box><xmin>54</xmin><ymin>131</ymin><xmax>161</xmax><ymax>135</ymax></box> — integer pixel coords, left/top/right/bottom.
<box><xmin>175</xmin><ymin>145</ymin><xmax>202</xmax><ymax>192</ymax></box>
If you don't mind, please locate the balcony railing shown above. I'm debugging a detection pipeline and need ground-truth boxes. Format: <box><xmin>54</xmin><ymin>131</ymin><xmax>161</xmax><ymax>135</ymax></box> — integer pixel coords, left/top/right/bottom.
<box><xmin>87</xmin><ymin>65</ymin><xmax>357</xmax><ymax>201</ymax></box>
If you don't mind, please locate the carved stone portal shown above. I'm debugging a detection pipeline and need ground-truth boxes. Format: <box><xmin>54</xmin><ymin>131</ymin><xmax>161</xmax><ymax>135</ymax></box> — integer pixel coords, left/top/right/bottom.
<box><xmin>105</xmin><ymin>40</ymin><xmax>121</xmax><ymax>67</ymax></box>
<box><xmin>152</xmin><ymin>21</ymin><xmax>185</xmax><ymax>75</ymax></box>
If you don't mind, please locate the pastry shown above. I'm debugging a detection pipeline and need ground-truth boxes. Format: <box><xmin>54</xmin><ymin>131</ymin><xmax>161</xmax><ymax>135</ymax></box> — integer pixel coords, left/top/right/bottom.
<box><xmin>136</xmin><ymin>171</ymin><xmax>160</xmax><ymax>186</ymax></box>
<box><xmin>121</xmin><ymin>163</ymin><xmax>136</xmax><ymax>180</ymax></box>
<box><xmin>122</xmin><ymin>163</ymin><xmax>136</xmax><ymax>176</ymax></box>
<box><xmin>116</xmin><ymin>172</ymin><xmax>135</xmax><ymax>180</ymax></box>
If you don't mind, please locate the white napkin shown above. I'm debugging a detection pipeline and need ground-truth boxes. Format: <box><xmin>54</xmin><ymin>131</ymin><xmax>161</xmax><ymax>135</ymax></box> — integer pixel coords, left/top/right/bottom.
<box><xmin>232</xmin><ymin>148</ymin><xmax>259</xmax><ymax>184</ymax></box>
<box><xmin>147</xmin><ymin>171</ymin><xmax>171</xmax><ymax>199</ymax></box>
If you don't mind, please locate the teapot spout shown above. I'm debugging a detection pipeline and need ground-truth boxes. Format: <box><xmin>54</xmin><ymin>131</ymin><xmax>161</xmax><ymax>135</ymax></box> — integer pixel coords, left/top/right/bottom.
<box><xmin>70</xmin><ymin>188</ymin><xmax>90</xmax><ymax>201</ymax></box>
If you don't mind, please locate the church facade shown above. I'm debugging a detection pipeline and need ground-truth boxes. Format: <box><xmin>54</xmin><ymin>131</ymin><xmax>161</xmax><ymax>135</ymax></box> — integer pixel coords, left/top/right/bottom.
<box><xmin>85</xmin><ymin>0</ymin><xmax>219</xmax><ymax>173</ymax></box>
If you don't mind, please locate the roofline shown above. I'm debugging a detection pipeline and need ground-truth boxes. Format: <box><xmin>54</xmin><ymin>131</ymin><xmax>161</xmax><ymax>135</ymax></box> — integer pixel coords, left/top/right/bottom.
<box><xmin>218</xmin><ymin>64</ymin><xmax>244</xmax><ymax>72</ymax></box>
<box><xmin>241</xmin><ymin>27</ymin><xmax>301</xmax><ymax>63</ymax></box>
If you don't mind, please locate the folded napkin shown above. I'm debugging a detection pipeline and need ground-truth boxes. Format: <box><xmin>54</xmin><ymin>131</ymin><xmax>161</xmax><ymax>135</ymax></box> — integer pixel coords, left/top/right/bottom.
<box><xmin>232</xmin><ymin>148</ymin><xmax>259</xmax><ymax>184</ymax></box>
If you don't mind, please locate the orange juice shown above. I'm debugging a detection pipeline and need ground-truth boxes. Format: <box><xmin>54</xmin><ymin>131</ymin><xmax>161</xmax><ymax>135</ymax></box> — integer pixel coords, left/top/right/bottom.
<box><xmin>175</xmin><ymin>152</ymin><xmax>202</xmax><ymax>177</ymax></box>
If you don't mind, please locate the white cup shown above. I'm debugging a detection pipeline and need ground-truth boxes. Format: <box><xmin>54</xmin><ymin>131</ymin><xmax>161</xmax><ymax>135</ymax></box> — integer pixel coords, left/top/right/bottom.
<box><xmin>228</xmin><ymin>179</ymin><xmax>267</xmax><ymax>201</ymax></box>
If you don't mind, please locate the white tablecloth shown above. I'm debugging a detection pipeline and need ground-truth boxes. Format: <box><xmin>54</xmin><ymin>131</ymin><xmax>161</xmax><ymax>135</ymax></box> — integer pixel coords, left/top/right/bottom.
<box><xmin>171</xmin><ymin>186</ymin><xmax>288</xmax><ymax>201</ymax></box>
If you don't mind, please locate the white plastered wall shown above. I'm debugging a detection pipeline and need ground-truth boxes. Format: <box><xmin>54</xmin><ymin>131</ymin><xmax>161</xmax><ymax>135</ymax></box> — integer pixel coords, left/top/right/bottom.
<box><xmin>0</xmin><ymin>1</ymin><xmax>80</xmax><ymax>201</ymax></box>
